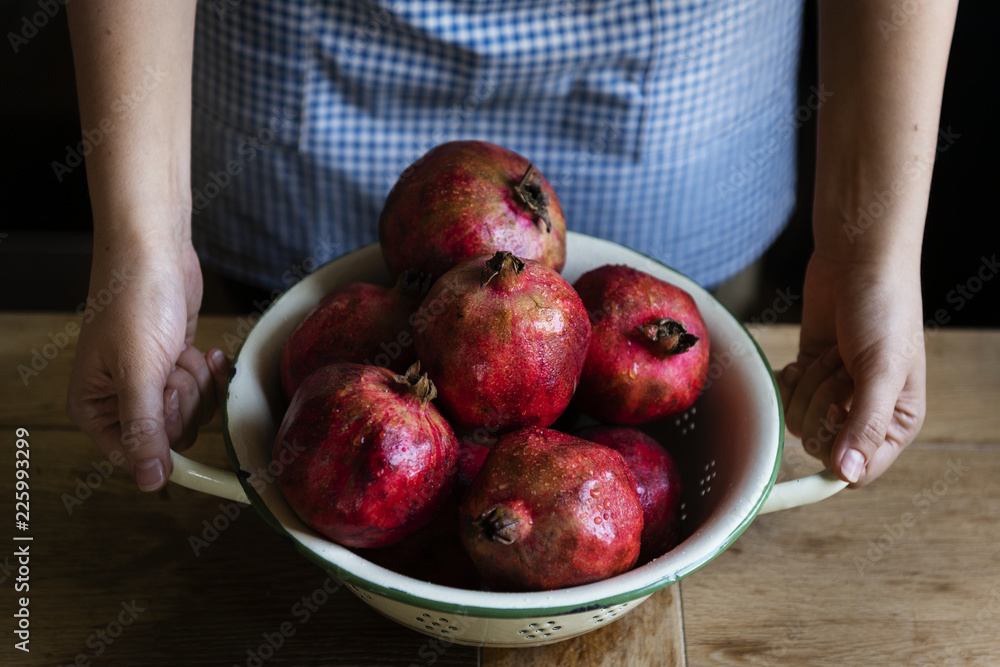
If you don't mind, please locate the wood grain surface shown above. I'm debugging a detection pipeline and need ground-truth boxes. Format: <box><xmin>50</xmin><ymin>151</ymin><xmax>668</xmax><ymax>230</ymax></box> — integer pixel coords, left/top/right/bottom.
<box><xmin>1</xmin><ymin>314</ymin><xmax>997</xmax><ymax>666</ymax></box>
<box><xmin>1</xmin><ymin>427</ymin><xmax>481</xmax><ymax>666</ymax></box>
<box><xmin>482</xmin><ymin>586</ymin><xmax>685</xmax><ymax>667</ymax></box>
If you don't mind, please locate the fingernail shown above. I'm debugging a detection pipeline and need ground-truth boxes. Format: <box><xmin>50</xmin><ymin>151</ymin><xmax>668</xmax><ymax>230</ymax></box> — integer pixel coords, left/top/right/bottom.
<box><xmin>182</xmin><ymin>343</ymin><xmax>188</xmax><ymax>352</ymax></box>
<box><xmin>826</xmin><ymin>404</ymin><xmax>839</xmax><ymax>426</ymax></box>
<box><xmin>166</xmin><ymin>389</ymin><xmax>179</xmax><ymax>416</ymax></box>
<box><xmin>135</xmin><ymin>458</ymin><xmax>165</xmax><ymax>492</ymax></box>
<box><xmin>210</xmin><ymin>349</ymin><xmax>225</xmax><ymax>369</ymax></box>
<box><xmin>841</xmin><ymin>449</ymin><xmax>865</xmax><ymax>484</ymax></box>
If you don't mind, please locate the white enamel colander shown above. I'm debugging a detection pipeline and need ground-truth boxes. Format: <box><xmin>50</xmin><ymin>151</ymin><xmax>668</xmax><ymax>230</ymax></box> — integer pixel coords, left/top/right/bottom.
<box><xmin>168</xmin><ymin>232</ymin><xmax>846</xmax><ymax>648</ymax></box>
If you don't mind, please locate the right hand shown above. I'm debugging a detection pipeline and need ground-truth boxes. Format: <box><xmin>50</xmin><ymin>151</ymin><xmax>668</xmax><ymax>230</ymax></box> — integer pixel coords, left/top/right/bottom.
<box><xmin>775</xmin><ymin>252</ymin><xmax>926</xmax><ymax>487</ymax></box>
<box><xmin>67</xmin><ymin>233</ymin><xmax>230</xmax><ymax>491</ymax></box>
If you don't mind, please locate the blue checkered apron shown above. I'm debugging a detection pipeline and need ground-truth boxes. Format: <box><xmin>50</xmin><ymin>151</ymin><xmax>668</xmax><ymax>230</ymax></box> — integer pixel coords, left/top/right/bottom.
<box><xmin>191</xmin><ymin>0</ymin><xmax>802</xmax><ymax>290</ymax></box>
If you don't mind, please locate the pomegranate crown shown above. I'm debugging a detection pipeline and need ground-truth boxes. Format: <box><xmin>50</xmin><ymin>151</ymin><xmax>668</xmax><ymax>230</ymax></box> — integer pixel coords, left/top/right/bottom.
<box><xmin>393</xmin><ymin>361</ymin><xmax>438</xmax><ymax>406</ymax></box>
<box><xmin>513</xmin><ymin>163</ymin><xmax>552</xmax><ymax>233</ymax></box>
<box><xmin>480</xmin><ymin>251</ymin><xmax>526</xmax><ymax>288</ymax></box>
<box><xmin>476</xmin><ymin>505</ymin><xmax>523</xmax><ymax>545</ymax></box>
<box><xmin>636</xmin><ymin>318</ymin><xmax>700</xmax><ymax>355</ymax></box>
<box><xmin>396</xmin><ymin>269</ymin><xmax>433</xmax><ymax>301</ymax></box>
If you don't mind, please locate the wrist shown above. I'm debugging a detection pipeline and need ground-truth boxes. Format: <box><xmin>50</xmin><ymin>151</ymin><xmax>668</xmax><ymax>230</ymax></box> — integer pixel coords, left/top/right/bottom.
<box><xmin>92</xmin><ymin>189</ymin><xmax>191</xmax><ymax>244</ymax></box>
<box><xmin>811</xmin><ymin>152</ymin><xmax>928</xmax><ymax>273</ymax></box>
<box><xmin>91</xmin><ymin>206</ymin><xmax>192</xmax><ymax>281</ymax></box>
<box><xmin>812</xmin><ymin>209</ymin><xmax>924</xmax><ymax>274</ymax></box>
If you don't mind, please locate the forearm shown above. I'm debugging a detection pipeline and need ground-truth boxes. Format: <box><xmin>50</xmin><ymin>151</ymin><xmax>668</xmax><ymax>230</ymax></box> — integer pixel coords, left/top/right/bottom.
<box><xmin>67</xmin><ymin>0</ymin><xmax>198</xmax><ymax>250</ymax></box>
<box><xmin>813</xmin><ymin>0</ymin><xmax>959</xmax><ymax>269</ymax></box>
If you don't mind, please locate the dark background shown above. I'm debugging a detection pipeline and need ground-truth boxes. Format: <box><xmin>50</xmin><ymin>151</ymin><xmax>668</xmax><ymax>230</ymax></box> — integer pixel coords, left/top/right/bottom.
<box><xmin>0</xmin><ymin>1</ymin><xmax>997</xmax><ymax>324</ymax></box>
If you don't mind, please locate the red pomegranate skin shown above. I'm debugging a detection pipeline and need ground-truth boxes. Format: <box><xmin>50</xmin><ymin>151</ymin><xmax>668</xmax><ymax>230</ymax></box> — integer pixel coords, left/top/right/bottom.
<box><xmin>279</xmin><ymin>272</ymin><xmax>428</xmax><ymax>400</ymax></box>
<box><xmin>459</xmin><ymin>427</ymin><xmax>643</xmax><ymax>592</ymax></box>
<box><xmin>413</xmin><ymin>251</ymin><xmax>591</xmax><ymax>433</ymax></box>
<box><xmin>457</xmin><ymin>439</ymin><xmax>490</xmax><ymax>488</ymax></box>
<box><xmin>273</xmin><ymin>363</ymin><xmax>459</xmax><ymax>549</ymax></box>
<box><xmin>362</xmin><ymin>438</ymin><xmax>489</xmax><ymax>588</ymax></box>
<box><xmin>573</xmin><ymin>265</ymin><xmax>710</xmax><ymax>424</ymax></box>
<box><xmin>379</xmin><ymin>141</ymin><xmax>567</xmax><ymax>280</ymax></box>
<box><xmin>575</xmin><ymin>425</ymin><xmax>683</xmax><ymax>564</ymax></box>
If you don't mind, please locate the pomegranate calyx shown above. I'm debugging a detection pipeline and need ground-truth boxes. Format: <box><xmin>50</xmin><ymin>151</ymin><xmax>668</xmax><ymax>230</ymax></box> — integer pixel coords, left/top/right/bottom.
<box><xmin>636</xmin><ymin>318</ymin><xmax>700</xmax><ymax>355</ymax></box>
<box><xmin>480</xmin><ymin>251</ymin><xmax>526</xmax><ymax>288</ymax></box>
<box><xmin>477</xmin><ymin>505</ymin><xmax>522</xmax><ymax>545</ymax></box>
<box><xmin>514</xmin><ymin>163</ymin><xmax>552</xmax><ymax>233</ymax></box>
<box><xmin>395</xmin><ymin>361</ymin><xmax>438</xmax><ymax>406</ymax></box>
<box><xmin>396</xmin><ymin>269</ymin><xmax>433</xmax><ymax>301</ymax></box>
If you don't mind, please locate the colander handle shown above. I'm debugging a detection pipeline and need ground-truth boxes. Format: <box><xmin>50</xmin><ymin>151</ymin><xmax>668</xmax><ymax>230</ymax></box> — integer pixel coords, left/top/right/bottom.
<box><xmin>758</xmin><ymin>468</ymin><xmax>848</xmax><ymax>514</ymax></box>
<box><xmin>168</xmin><ymin>451</ymin><xmax>250</xmax><ymax>504</ymax></box>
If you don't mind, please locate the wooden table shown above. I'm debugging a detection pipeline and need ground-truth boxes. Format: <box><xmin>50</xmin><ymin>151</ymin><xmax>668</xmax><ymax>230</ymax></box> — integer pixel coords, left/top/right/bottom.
<box><xmin>1</xmin><ymin>314</ymin><xmax>998</xmax><ymax>666</ymax></box>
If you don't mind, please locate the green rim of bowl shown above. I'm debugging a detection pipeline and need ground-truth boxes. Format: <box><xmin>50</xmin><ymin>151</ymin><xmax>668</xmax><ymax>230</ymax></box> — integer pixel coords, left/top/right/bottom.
<box><xmin>221</xmin><ymin>241</ymin><xmax>786</xmax><ymax>618</ymax></box>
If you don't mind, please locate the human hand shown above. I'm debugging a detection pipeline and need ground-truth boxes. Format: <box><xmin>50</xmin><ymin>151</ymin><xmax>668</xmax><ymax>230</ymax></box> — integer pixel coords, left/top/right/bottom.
<box><xmin>776</xmin><ymin>252</ymin><xmax>926</xmax><ymax>487</ymax></box>
<box><xmin>66</xmin><ymin>234</ymin><xmax>230</xmax><ymax>491</ymax></box>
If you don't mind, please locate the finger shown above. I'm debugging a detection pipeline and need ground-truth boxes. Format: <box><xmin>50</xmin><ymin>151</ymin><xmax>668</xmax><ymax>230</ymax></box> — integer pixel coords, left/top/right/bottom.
<box><xmin>775</xmin><ymin>362</ymin><xmax>804</xmax><ymax>412</ymax></box>
<box><xmin>163</xmin><ymin>387</ymin><xmax>183</xmax><ymax>447</ymax></box>
<box><xmin>799</xmin><ymin>367</ymin><xmax>854</xmax><ymax>464</ymax></box>
<box><xmin>856</xmin><ymin>433</ymin><xmax>902</xmax><ymax>487</ymax></box>
<box><xmin>785</xmin><ymin>345</ymin><xmax>843</xmax><ymax>436</ymax></box>
<box><xmin>776</xmin><ymin>346</ymin><xmax>822</xmax><ymax>408</ymax></box>
<box><xmin>175</xmin><ymin>344</ymin><xmax>217</xmax><ymax>425</ymax></box>
<box><xmin>67</xmin><ymin>376</ymin><xmax>131</xmax><ymax>474</ymax></box>
<box><xmin>841</xmin><ymin>379</ymin><xmax>925</xmax><ymax>487</ymax></box>
<box><xmin>164</xmin><ymin>365</ymin><xmax>203</xmax><ymax>452</ymax></box>
<box><xmin>116</xmin><ymin>362</ymin><xmax>172</xmax><ymax>492</ymax></box>
<box><xmin>206</xmin><ymin>348</ymin><xmax>231</xmax><ymax>409</ymax></box>
<box><xmin>829</xmin><ymin>365</ymin><xmax>905</xmax><ymax>485</ymax></box>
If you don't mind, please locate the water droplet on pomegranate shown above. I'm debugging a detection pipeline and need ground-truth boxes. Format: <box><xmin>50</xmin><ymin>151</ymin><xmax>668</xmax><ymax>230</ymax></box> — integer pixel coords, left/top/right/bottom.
<box><xmin>594</xmin><ymin>516</ymin><xmax>603</xmax><ymax>525</ymax></box>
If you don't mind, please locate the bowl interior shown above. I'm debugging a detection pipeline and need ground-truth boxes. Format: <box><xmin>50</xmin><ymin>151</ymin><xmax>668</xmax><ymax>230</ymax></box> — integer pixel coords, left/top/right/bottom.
<box><xmin>222</xmin><ymin>233</ymin><xmax>782</xmax><ymax>615</ymax></box>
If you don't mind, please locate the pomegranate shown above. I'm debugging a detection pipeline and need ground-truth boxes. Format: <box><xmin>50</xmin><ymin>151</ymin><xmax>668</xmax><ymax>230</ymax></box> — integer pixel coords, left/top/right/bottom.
<box><xmin>363</xmin><ymin>438</ymin><xmax>488</xmax><ymax>588</ymax></box>
<box><xmin>413</xmin><ymin>251</ymin><xmax>591</xmax><ymax>433</ymax></box>
<box><xmin>457</xmin><ymin>438</ymin><xmax>490</xmax><ymax>488</ymax></box>
<box><xmin>459</xmin><ymin>427</ymin><xmax>643</xmax><ymax>592</ymax></box>
<box><xmin>273</xmin><ymin>362</ymin><xmax>458</xmax><ymax>549</ymax></box>
<box><xmin>573</xmin><ymin>265</ymin><xmax>710</xmax><ymax>424</ymax></box>
<box><xmin>575</xmin><ymin>425</ymin><xmax>683</xmax><ymax>563</ymax></box>
<box><xmin>280</xmin><ymin>270</ymin><xmax>429</xmax><ymax>400</ymax></box>
<box><xmin>379</xmin><ymin>141</ymin><xmax>566</xmax><ymax>279</ymax></box>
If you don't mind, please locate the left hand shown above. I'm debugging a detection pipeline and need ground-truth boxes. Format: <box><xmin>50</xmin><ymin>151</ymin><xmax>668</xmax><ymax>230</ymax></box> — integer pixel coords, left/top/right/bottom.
<box><xmin>776</xmin><ymin>251</ymin><xmax>926</xmax><ymax>487</ymax></box>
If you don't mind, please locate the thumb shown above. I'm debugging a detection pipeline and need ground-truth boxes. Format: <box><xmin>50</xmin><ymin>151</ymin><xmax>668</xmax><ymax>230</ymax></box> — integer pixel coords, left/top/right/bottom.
<box><xmin>831</xmin><ymin>368</ymin><xmax>902</xmax><ymax>485</ymax></box>
<box><xmin>117</xmin><ymin>368</ymin><xmax>173</xmax><ymax>492</ymax></box>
